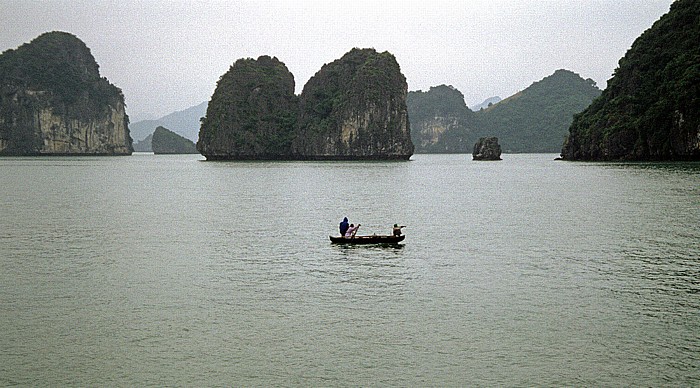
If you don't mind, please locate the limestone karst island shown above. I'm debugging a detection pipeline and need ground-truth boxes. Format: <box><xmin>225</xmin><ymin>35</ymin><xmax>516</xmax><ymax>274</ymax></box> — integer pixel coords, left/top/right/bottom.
<box><xmin>197</xmin><ymin>48</ymin><xmax>414</xmax><ymax>160</ymax></box>
<box><xmin>0</xmin><ymin>32</ymin><xmax>132</xmax><ymax>156</ymax></box>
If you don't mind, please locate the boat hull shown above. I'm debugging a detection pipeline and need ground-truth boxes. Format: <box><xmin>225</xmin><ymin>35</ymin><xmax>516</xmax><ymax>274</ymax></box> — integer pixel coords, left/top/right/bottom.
<box><xmin>329</xmin><ymin>235</ymin><xmax>405</xmax><ymax>244</ymax></box>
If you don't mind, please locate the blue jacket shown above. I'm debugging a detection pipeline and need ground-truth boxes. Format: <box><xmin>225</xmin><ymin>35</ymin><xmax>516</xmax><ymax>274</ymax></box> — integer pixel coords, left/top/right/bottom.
<box><xmin>339</xmin><ymin>217</ymin><xmax>349</xmax><ymax>236</ymax></box>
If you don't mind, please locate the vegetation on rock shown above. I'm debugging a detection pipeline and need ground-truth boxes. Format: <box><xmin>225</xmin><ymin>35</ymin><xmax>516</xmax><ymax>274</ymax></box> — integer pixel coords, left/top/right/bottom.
<box><xmin>152</xmin><ymin>126</ymin><xmax>197</xmax><ymax>154</ymax></box>
<box><xmin>197</xmin><ymin>56</ymin><xmax>297</xmax><ymax>159</ymax></box>
<box><xmin>0</xmin><ymin>31</ymin><xmax>132</xmax><ymax>155</ymax></box>
<box><xmin>293</xmin><ymin>48</ymin><xmax>413</xmax><ymax>159</ymax></box>
<box><xmin>561</xmin><ymin>0</ymin><xmax>700</xmax><ymax>161</ymax></box>
<box><xmin>198</xmin><ymin>48</ymin><xmax>413</xmax><ymax>160</ymax></box>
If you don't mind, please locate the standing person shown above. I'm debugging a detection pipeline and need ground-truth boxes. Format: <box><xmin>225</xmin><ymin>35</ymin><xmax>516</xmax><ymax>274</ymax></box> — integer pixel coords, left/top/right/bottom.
<box><xmin>339</xmin><ymin>217</ymin><xmax>349</xmax><ymax>237</ymax></box>
<box><xmin>345</xmin><ymin>223</ymin><xmax>360</xmax><ymax>238</ymax></box>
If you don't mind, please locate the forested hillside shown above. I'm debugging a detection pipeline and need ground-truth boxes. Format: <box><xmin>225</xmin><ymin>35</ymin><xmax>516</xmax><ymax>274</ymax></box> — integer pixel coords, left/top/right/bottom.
<box><xmin>561</xmin><ymin>0</ymin><xmax>700</xmax><ymax>160</ymax></box>
<box><xmin>407</xmin><ymin>85</ymin><xmax>476</xmax><ymax>153</ymax></box>
<box><xmin>406</xmin><ymin>70</ymin><xmax>600</xmax><ymax>153</ymax></box>
<box><xmin>474</xmin><ymin>69</ymin><xmax>601</xmax><ymax>153</ymax></box>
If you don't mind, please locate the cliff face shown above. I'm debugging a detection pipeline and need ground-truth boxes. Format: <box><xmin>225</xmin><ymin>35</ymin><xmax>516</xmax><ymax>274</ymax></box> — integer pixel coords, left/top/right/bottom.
<box><xmin>407</xmin><ymin>85</ymin><xmax>475</xmax><ymax>153</ymax></box>
<box><xmin>561</xmin><ymin>0</ymin><xmax>700</xmax><ymax>161</ymax></box>
<box><xmin>0</xmin><ymin>32</ymin><xmax>132</xmax><ymax>155</ymax></box>
<box><xmin>293</xmin><ymin>48</ymin><xmax>413</xmax><ymax>160</ymax></box>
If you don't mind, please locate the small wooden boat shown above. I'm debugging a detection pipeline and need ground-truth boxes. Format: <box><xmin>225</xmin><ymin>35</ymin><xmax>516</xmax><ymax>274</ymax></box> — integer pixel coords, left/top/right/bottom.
<box><xmin>329</xmin><ymin>234</ymin><xmax>405</xmax><ymax>244</ymax></box>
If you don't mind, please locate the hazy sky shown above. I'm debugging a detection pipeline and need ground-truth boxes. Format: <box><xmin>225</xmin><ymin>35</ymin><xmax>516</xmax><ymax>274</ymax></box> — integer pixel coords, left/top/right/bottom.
<box><xmin>1</xmin><ymin>0</ymin><xmax>674</xmax><ymax>122</ymax></box>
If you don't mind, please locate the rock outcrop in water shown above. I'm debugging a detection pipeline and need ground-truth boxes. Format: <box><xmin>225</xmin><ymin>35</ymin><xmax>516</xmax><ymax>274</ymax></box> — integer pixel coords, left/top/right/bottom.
<box><xmin>561</xmin><ymin>0</ymin><xmax>700</xmax><ymax>161</ymax></box>
<box><xmin>472</xmin><ymin>137</ymin><xmax>502</xmax><ymax>160</ymax></box>
<box><xmin>292</xmin><ymin>48</ymin><xmax>413</xmax><ymax>160</ymax></box>
<box><xmin>197</xmin><ymin>56</ymin><xmax>297</xmax><ymax>160</ymax></box>
<box><xmin>0</xmin><ymin>32</ymin><xmax>132</xmax><ymax>155</ymax></box>
<box><xmin>197</xmin><ymin>48</ymin><xmax>414</xmax><ymax>160</ymax></box>
<box><xmin>152</xmin><ymin>126</ymin><xmax>197</xmax><ymax>154</ymax></box>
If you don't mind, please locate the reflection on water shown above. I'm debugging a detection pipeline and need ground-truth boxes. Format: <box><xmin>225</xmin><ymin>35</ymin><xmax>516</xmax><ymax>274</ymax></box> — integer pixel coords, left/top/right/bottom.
<box><xmin>0</xmin><ymin>154</ymin><xmax>698</xmax><ymax>386</ymax></box>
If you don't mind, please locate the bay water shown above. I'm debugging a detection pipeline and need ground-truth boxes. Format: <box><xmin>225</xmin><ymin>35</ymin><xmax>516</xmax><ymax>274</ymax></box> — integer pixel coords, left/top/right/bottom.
<box><xmin>1</xmin><ymin>153</ymin><xmax>698</xmax><ymax>386</ymax></box>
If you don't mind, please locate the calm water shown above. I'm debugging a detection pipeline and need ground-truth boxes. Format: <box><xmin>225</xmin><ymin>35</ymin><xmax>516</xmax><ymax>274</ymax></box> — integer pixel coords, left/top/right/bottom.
<box><xmin>1</xmin><ymin>153</ymin><xmax>698</xmax><ymax>386</ymax></box>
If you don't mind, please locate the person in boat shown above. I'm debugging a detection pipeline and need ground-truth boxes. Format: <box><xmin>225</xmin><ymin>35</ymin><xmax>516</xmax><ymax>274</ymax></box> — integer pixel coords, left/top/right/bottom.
<box><xmin>339</xmin><ymin>217</ymin><xmax>349</xmax><ymax>237</ymax></box>
<box><xmin>392</xmin><ymin>224</ymin><xmax>406</xmax><ymax>236</ymax></box>
<box><xmin>345</xmin><ymin>223</ymin><xmax>360</xmax><ymax>238</ymax></box>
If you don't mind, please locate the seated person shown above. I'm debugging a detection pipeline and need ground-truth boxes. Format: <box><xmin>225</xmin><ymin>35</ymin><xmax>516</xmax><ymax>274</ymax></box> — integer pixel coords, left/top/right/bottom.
<box><xmin>392</xmin><ymin>224</ymin><xmax>406</xmax><ymax>236</ymax></box>
<box><xmin>345</xmin><ymin>223</ymin><xmax>360</xmax><ymax>238</ymax></box>
<box><xmin>339</xmin><ymin>217</ymin><xmax>349</xmax><ymax>236</ymax></box>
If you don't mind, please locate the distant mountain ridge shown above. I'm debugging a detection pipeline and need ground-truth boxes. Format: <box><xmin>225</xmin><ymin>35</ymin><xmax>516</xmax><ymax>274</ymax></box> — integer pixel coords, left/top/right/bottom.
<box><xmin>406</xmin><ymin>69</ymin><xmax>601</xmax><ymax>153</ymax></box>
<box><xmin>129</xmin><ymin>101</ymin><xmax>207</xmax><ymax>142</ymax></box>
<box><xmin>132</xmin><ymin>133</ymin><xmax>153</xmax><ymax>152</ymax></box>
<box><xmin>407</xmin><ymin>85</ymin><xmax>476</xmax><ymax>153</ymax></box>
<box><xmin>470</xmin><ymin>96</ymin><xmax>502</xmax><ymax>111</ymax></box>
<box><xmin>474</xmin><ymin>69</ymin><xmax>601</xmax><ymax>152</ymax></box>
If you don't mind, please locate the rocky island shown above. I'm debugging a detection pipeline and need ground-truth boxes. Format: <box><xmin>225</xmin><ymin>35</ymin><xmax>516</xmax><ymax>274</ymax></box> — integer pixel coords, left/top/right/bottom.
<box><xmin>197</xmin><ymin>56</ymin><xmax>298</xmax><ymax>160</ymax></box>
<box><xmin>0</xmin><ymin>32</ymin><xmax>132</xmax><ymax>155</ymax></box>
<box><xmin>292</xmin><ymin>48</ymin><xmax>413</xmax><ymax>160</ymax></box>
<box><xmin>152</xmin><ymin>126</ymin><xmax>197</xmax><ymax>154</ymax></box>
<box><xmin>197</xmin><ymin>48</ymin><xmax>414</xmax><ymax>160</ymax></box>
<box><xmin>472</xmin><ymin>137</ymin><xmax>502</xmax><ymax>160</ymax></box>
<box><xmin>561</xmin><ymin>0</ymin><xmax>700</xmax><ymax>161</ymax></box>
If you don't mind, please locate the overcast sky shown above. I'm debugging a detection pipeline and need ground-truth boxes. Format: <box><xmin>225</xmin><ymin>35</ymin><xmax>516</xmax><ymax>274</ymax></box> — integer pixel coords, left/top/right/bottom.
<box><xmin>1</xmin><ymin>0</ymin><xmax>674</xmax><ymax>122</ymax></box>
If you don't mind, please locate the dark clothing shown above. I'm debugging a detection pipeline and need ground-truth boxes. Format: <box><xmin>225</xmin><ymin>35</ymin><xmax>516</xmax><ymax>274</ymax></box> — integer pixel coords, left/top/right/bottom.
<box><xmin>339</xmin><ymin>217</ymin><xmax>349</xmax><ymax>236</ymax></box>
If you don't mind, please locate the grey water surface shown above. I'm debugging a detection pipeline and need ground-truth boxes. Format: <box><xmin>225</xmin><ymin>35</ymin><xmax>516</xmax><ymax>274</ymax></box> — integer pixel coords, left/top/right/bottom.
<box><xmin>1</xmin><ymin>153</ymin><xmax>698</xmax><ymax>386</ymax></box>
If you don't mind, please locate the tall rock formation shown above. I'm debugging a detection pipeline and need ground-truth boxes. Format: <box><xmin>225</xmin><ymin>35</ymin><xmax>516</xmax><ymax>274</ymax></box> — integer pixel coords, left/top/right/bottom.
<box><xmin>197</xmin><ymin>48</ymin><xmax>413</xmax><ymax>160</ymax></box>
<box><xmin>292</xmin><ymin>48</ymin><xmax>413</xmax><ymax>160</ymax></box>
<box><xmin>561</xmin><ymin>0</ymin><xmax>700</xmax><ymax>161</ymax></box>
<box><xmin>197</xmin><ymin>56</ymin><xmax>298</xmax><ymax>160</ymax></box>
<box><xmin>0</xmin><ymin>32</ymin><xmax>132</xmax><ymax>155</ymax></box>
<box><xmin>407</xmin><ymin>85</ymin><xmax>476</xmax><ymax>153</ymax></box>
